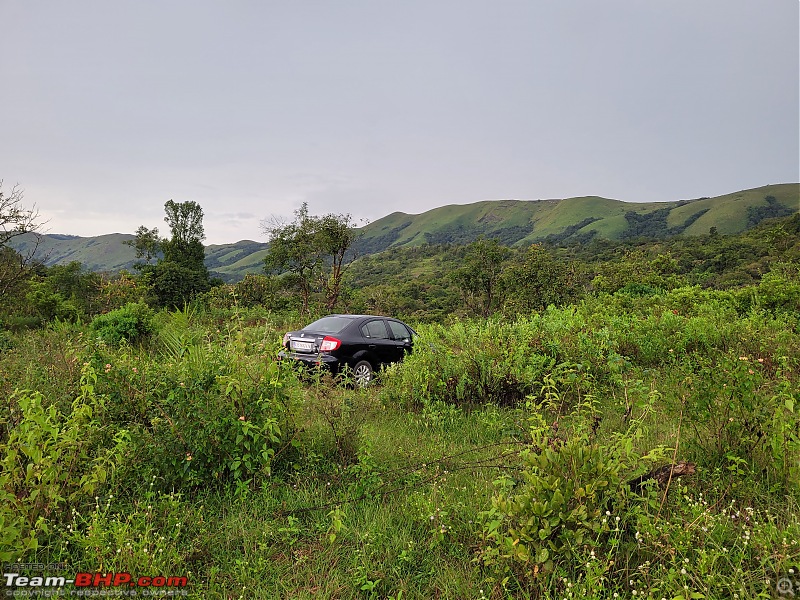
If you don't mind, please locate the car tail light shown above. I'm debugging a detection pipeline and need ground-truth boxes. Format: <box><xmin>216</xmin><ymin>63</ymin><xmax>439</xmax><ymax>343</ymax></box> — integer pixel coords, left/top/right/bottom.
<box><xmin>319</xmin><ymin>336</ymin><xmax>341</xmax><ymax>352</ymax></box>
<box><xmin>282</xmin><ymin>333</ymin><xmax>290</xmax><ymax>348</ymax></box>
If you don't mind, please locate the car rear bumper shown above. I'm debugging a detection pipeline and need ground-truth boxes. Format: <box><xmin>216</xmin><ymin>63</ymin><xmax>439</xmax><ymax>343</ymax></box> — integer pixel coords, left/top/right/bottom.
<box><xmin>277</xmin><ymin>350</ymin><xmax>341</xmax><ymax>371</ymax></box>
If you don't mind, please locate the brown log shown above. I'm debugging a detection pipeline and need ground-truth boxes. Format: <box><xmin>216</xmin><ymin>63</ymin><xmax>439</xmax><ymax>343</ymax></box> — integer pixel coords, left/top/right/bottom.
<box><xmin>628</xmin><ymin>461</ymin><xmax>696</xmax><ymax>493</ymax></box>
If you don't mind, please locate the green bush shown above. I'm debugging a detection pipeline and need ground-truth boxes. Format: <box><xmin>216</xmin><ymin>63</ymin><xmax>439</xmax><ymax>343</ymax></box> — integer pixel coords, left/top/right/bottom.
<box><xmin>112</xmin><ymin>318</ymin><xmax>300</xmax><ymax>493</ymax></box>
<box><xmin>678</xmin><ymin>352</ymin><xmax>800</xmax><ymax>491</ymax></box>
<box><xmin>0</xmin><ymin>365</ymin><xmax>129</xmax><ymax>561</ymax></box>
<box><xmin>381</xmin><ymin>319</ymin><xmax>559</xmax><ymax>407</ymax></box>
<box><xmin>89</xmin><ymin>302</ymin><xmax>155</xmax><ymax>345</ymax></box>
<box><xmin>478</xmin><ymin>410</ymin><xmax>666</xmax><ymax>589</ymax></box>
<box><xmin>0</xmin><ymin>329</ymin><xmax>14</xmax><ymax>351</ymax></box>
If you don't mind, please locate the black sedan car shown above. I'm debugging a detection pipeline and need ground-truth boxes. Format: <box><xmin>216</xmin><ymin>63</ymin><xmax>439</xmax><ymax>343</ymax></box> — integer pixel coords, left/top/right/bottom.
<box><xmin>278</xmin><ymin>314</ymin><xmax>415</xmax><ymax>386</ymax></box>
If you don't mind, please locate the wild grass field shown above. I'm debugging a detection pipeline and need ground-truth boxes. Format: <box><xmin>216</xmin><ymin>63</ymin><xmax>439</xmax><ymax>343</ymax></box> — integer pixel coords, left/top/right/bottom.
<box><xmin>2</xmin><ymin>276</ymin><xmax>798</xmax><ymax>598</ymax></box>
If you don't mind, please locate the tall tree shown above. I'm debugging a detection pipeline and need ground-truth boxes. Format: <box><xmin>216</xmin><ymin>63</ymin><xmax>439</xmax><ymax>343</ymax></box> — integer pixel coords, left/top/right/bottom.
<box><xmin>262</xmin><ymin>203</ymin><xmax>358</xmax><ymax>314</ymax></box>
<box><xmin>162</xmin><ymin>200</ymin><xmax>206</xmax><ymax>269</ymax></box>
<box><xmin>132</xmin><ymin>200</ymin><xmax>211</xmax><ymax>308</ymax></box>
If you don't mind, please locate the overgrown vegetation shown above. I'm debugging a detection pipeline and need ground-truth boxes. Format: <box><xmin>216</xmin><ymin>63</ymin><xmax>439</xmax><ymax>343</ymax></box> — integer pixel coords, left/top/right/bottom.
<box><xmin>1</xmin><ymin>211</ymin><xmax>798</xmax><ymax>598</ymax></box>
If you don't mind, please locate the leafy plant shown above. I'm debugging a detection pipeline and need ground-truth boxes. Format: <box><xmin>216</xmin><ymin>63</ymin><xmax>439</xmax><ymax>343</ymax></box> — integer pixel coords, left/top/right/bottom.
<box><xmin>478</xmin><ymin>409</ymin><xmax>667</xmax><ymax>591</ymax></box>
<box><xmin>0</xmin><ymin>365</ymin><xmax>129</xmax><ymax>560</ymax></box>
<box><xmin>89</xmin><ymin>302</ymin><xmax>154</xmax><ymax>345</ymax></box>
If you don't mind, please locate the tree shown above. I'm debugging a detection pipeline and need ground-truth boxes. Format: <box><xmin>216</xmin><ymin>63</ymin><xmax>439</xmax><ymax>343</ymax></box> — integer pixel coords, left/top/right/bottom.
<box><xmin>161</xmin><ymin>200</ymin><xmax>206</xmax><ymax>269</ymax></box>
<box><xmin>125</xmin><ymin>225</ymin><xmax>162</xmax><ymax>265</ymax></box>
<box><xmin>502</xmin><ymin>245</ymin><xmax>585</xmax><ymax>313</ymax></box>
<box><xmin>132</xmin><ymin>200</ymin><xmax>211</xmax><ymax>308</ymax></box>
<box><xmin>25</xmin><ymin>261</ymin><xmax>102</xmax><ymax>322</ymax></box>
<box><xmin>0</xmin><ymin>181</ymin><xmax>45</xmax><ymax>296</ymax></box>
<box><xmin>451</xmin><ymin>238</ymin><xmax>511</xmax><ymax>317</ymax></box>
<box><xmin>262</xmin><ymin>203</ymin><xmax>359</xmax><ymax>314</ymax></box>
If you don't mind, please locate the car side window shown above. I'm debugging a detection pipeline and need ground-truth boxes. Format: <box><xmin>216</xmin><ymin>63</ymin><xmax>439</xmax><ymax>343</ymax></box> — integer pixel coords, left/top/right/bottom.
<box><xmin>361</xmin><ymin>320</ymin><xmax>389</xmax><ymax>339</ymax></box>
<box><xmin>388</xmin><ymin>320</ymin><xmax>411</xmax><ymax>342</ymax></box>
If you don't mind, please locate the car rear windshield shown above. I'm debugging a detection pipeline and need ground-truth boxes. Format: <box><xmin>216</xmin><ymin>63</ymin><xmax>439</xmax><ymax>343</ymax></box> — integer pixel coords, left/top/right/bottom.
<box><xmin>302</xmin><ymin>316</ymin><xmax>352</xmax><ymax>334</ymax></box>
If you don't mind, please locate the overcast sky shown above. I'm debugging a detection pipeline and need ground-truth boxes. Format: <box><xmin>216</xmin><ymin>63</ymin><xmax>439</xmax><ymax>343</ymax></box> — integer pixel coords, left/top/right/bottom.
<box><xmin>2</xmin><ymin>1</ymin><xmax>798</xmax><ymax>244</ymax></box>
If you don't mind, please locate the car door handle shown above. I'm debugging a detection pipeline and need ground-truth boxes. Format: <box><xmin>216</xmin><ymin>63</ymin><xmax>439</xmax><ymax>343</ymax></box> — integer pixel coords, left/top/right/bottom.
<box><xmin>368</xmin><ymin>344</ymin><xmax>376</xmax><ymax>350</ymax></box>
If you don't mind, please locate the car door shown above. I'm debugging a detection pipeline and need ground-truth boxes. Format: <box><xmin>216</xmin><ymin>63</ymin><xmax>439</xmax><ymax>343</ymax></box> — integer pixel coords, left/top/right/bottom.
<box><xmin>359</xmin><ymin>319</ymin><xmax>395</xmax><ymax>367</ymax></box>
<box><xmin>386</xmin><ymin>320</ymin><xmax>413</xmax><ymax>363</ymax></box>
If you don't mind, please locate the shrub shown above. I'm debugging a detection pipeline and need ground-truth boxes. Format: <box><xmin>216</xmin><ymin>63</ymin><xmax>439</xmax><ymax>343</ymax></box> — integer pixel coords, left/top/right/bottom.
<box><xmin>0</xmin><ymin>365</ymin><xmax>129</xmax><ymax>561</ymax></box>
<box><xmin>381</xmin><ymin>319</ymin><xmax>558</xmax><ymax>407</ymax></box>
<box><xmin>116</xmin><ymin>318</ymin><xmax>300</xmax><ymax>493</ymax></box>
<box><xmin>478</xmin><ymin>410</ymin><xmax>667</xmax><ymax>590</ymax></box>
<box><xmin>0</xmin><ymin>329</ymin><xmax>14</xmax><ymax>351</ymax></box>
<box><xmin>89</xmin><ymin>302</ymin><xmax>155</xmax><ymax>345</ymax></box>
<box><xmin>678</xmin><ymin>352</ymin><xmax>800</xmax><ymax>491</ymax></box>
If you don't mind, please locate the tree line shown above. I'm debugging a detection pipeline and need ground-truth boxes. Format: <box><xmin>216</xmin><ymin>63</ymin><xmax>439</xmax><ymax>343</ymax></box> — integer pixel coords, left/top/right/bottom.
<box><xmin>1</xmin><ymin>183</ymin><xmax>798</xmax><ymax>330</ymax></box>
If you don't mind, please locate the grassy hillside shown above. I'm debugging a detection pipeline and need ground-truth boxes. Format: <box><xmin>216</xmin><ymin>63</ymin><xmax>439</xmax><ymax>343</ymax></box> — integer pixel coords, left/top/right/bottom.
<box><xmin>356</xmin><ymin>184</ymin><xmax>799</xmax><ymax>250</ymax></box>
<box><xmin>204</xmin><ymin>240</ymin><xmax>270</xmax><ymax>282</ymax></box>
<box><xmin>10</xmin><ymin>232</ymin><xmax>139</xmax><ymax>272</ymax></box>
<box><xmin>10</xmin><ymin>234</ymin><xmax>271</xmax><ymax>282</ymax></box>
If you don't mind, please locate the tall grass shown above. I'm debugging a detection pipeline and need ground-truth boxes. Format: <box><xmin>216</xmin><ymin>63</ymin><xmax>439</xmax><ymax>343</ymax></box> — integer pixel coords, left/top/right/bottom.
<box><xmin>1</xmin><ymin>285</ymin><xmax>798</xmax><ymax>598</ymax></box>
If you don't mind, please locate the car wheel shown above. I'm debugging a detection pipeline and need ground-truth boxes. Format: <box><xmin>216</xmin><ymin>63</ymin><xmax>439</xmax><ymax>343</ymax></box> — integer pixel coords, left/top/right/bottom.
<box><xmin>353</xmin><ymin>360</ymin><xmax>374</xmax><ymax>387</ymax></box>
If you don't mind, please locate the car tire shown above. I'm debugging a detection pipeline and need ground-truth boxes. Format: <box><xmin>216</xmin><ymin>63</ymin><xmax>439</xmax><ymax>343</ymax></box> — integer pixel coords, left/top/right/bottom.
<box><xmin>352</xmin><ymin>360</ymin><xmax>374</xmax><ymax>388</ymax></box>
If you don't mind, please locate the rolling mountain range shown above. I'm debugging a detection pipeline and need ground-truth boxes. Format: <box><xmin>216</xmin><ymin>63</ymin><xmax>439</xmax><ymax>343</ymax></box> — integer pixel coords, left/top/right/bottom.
<box><xmin>10</xmin><ymin>183</ymin><xmax>799</xmax><ymax>282</ymax></box>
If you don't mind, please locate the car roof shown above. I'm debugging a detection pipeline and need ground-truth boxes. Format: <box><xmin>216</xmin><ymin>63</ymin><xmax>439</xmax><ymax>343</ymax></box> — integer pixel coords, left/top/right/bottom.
<box><xmin>325</xmin><ymin>314</ymin><xmax>394</xmax><ymax>320</ymax></box>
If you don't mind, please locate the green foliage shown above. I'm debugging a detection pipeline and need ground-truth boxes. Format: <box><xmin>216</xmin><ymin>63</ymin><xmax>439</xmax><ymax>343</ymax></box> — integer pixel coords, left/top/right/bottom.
<box><xmin>0</xmin><ymin>365</ymin><xmax>130</xmax><ymax>561</ymax></box>
<box><xmin>0</xmin><ymin>328</ymin><xmax>15</xmax><ymax>351</ymax></box>
<box><xmin>450</xmin><ymin>238</ymin><xmax>511</xmax><ymax>317</ymax></box>
<box><xmin>679</xmin><ymin>352</ymin><xmax>800</xmax><ymax>491</ymax></box>
<box><xmin>97</xmin><ymin>271</ymin><xmax>149</xmax><ymax>312</ymax></box>
<box><xmin>478</xmin><ymin>410</ymin><xmax>665</xmax><ymax>586</ymax></box>
<box><xmin>25</xmin><ymin>280</ymin><xmax>80</xmax><ymax>322</ymax></box>
<box><xmin>55</xmin><ymin>490</ymin><xmax>199</xmax><ymax>575</ymax></box>
<box><xmin>745</xmin><ymin>262</ymin><xmax>800</xmax><ymax>314</ymax></box>
<box><xmin>161</xmin><ymin>199</ymin><xmax>206</xmax><ymax>261</ymax></box>
<box><xmin>263</xmin><ymin>202</ymin><xmax>359</xmax><ymax>314</ymax></box>
<box><xmin>124</xmin><ymin>225</ymin><xmax>162</xmax><ymax>266</ymax></box>
<box><xmin>22</xmin><ymin>262</ymin><xmax>102</xmax><ymax>323</ymax></box>
<box><xmin>381</xmin><ymin>319</ymin><xmax>562</xmax><ymax>407</ymax></box>
<box><xmin>1</xmin><ymin>208</ymin><xmax>799</xmax><ymax>597</ymax></box>
<box><xmin>143</xmin><ymin>259</ymin><xmax>211</xmax><ymax>308</ymax></box>
<box><xmin>131</xmin><ymin>200</ymin><xmax>212</xmax><ymax>308</ymax></box>
<box><xmin>592</xmin><ymin>248</ymin><xmax>685</xmax><ymax>294</ymax></box>
<box><xmin>89</xmin><ymin>302</ymin><xmax>154</xmax><ymax>345</ymax></box>
<box><xmin>117</xmin><ymin>314</ymin><xmax>299</xmax><ymax>491</ymax></box>
<box><xmin>502</xmin><ymin>244</ymin><xmax>587</xmax><ymax>313</ymax></box>
<box><xmin>747</xmin><ymin>194</ymin><xmax>795</xmax><ymax>227</ymax></box>
<box><xmin>234</xmin><ymin>273</ymin><xmax>283</xmax><ymax>307</ymax></box>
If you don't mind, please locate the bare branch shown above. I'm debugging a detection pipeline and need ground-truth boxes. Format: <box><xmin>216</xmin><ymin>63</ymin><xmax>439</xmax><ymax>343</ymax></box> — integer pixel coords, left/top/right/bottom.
<box><xmin>0</xmin><ymin>180</ymin><xmax>48</xmax><ymax>295</ymax></box>
<box><xmin>259</xmin><ymin>213</ymin><xmax>288</xmax><ymax>239</ymax></box>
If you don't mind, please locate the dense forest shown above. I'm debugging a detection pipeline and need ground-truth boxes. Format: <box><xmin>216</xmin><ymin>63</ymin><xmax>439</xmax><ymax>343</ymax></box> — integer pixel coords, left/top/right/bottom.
<box><xmin>1</xmin><ymin>208</ymin><xmax>798</xmax><ymax>598</ymax></box>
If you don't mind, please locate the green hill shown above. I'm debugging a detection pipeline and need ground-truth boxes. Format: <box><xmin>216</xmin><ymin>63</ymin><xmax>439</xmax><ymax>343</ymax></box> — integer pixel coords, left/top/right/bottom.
<box><xmin>9</xmin><ymin>184</ymin><xmax>798</xmax><ymax>281</ymax></box>
<box><xmin>10</xmin><ymin>233</ymin><xmax>139</xmax><ymax>272</ymax></box>
<box><xmin>356</xmin><ymin>183</ymin><xmax>799</xmax><ymax>251</ymax></box>
<box><xmin>9</xmin><ymin>234</ymin><xmax>272</xmax><ymax>283</ymax></box>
